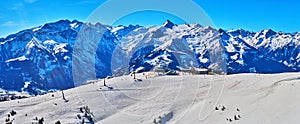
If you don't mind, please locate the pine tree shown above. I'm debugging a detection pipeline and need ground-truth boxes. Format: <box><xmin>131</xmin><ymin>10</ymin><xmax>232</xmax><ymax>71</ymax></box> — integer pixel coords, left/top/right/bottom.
<box><xmin>55</xmin><ymin>120</ymin><xmax>61</xmax><ymax>124</ymax></box>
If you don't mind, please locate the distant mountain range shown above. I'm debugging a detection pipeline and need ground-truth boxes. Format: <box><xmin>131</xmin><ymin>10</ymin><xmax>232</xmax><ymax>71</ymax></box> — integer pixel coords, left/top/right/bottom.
<box><xmin>0</xmin><ymin>19</ymin><xmax>299</xmax><ymax>94</ymax></box>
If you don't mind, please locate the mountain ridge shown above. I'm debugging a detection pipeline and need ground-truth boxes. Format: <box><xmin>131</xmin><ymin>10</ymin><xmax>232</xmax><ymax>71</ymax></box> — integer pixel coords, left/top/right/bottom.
<box><xmin>0</xmin><ymin>19</ymin><xmax>299</xmax><ymax>94</ymax></box>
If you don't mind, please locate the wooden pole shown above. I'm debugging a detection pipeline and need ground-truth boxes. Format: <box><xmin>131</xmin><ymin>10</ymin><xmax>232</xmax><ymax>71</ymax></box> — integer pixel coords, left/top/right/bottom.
<box><xmin>62</xmin><ymin>90</ymin><xmax>66</xmax><ymax>101</ymax></box>
<box><xmin>103</xmin><ymin>78</ymin><xmax>106</xmax><ymax>86</ymax></box>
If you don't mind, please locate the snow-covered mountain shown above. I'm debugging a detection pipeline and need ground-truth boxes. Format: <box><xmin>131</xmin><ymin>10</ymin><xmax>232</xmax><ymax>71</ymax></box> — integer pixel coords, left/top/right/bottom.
<box><xmin>0</xmin><ymin>19</ymin><xmax>299</xmax><ymax>94</ymax></box>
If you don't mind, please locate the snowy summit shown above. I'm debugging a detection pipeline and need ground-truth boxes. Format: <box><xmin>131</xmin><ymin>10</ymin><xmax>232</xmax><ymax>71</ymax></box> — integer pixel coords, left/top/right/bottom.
<box><xmin>0</xmin><ymin>19</ymin><xmax>299</xmax><ymax>95</ymax></box>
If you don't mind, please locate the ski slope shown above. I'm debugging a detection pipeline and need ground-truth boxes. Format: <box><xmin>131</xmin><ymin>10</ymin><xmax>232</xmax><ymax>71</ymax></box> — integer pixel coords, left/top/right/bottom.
<box><xmin>0</xmin><ymin>72</ymin><xmax>300</xmax><ymax>124</ymax></box>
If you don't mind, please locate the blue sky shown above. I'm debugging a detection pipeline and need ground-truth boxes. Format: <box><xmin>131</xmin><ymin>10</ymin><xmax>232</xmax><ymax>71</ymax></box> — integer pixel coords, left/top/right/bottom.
<box><xmin>0</xmin><ymin>0</ymin><xmax>299</xmax><ymax>38</ymax></box>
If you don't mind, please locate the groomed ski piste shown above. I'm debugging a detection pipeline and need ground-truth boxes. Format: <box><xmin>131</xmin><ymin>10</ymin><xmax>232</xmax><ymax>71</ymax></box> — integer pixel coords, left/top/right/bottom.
<box><xmin>0</xmin><ymin>72</ymin><xmax>300</xmax><ymax>124</ymax></box>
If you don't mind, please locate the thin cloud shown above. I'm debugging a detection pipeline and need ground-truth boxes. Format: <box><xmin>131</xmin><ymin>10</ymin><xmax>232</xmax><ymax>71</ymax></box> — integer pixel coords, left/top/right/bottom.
<box><xmin>24</xmin><ymin>0</ymin><xmax>38</xmax><ymax>4</ymax></box>
<box><xmin>11</xmin><ymin>3</ymin><xmax>24</xmax><ymax>10</ymax></box>
<box><xmin>75</xmin><ymin>1</ymin><xmax>90</xmax><ymax>5</ymax></box>
<box><xmin>73</xmin><ymin>0</ymin><xmax>101</xmax><ymax>5</ymax></box>
<box><xmin>1</xmin><ymin>21</ymin><xmax>16</xmax><ymax>26</ymax></box>
<box><xmin>0</xmin><ymin>21</ymin><xmax>25</xmax><ymax>27</ymax></box>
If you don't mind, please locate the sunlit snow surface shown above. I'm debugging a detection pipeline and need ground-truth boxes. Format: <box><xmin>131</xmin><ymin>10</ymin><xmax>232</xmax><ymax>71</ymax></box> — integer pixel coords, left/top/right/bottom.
<box><xmin>0</xmin><ymin>73</ymin><xmax>300</xmax><ymax>123</ymax></box>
